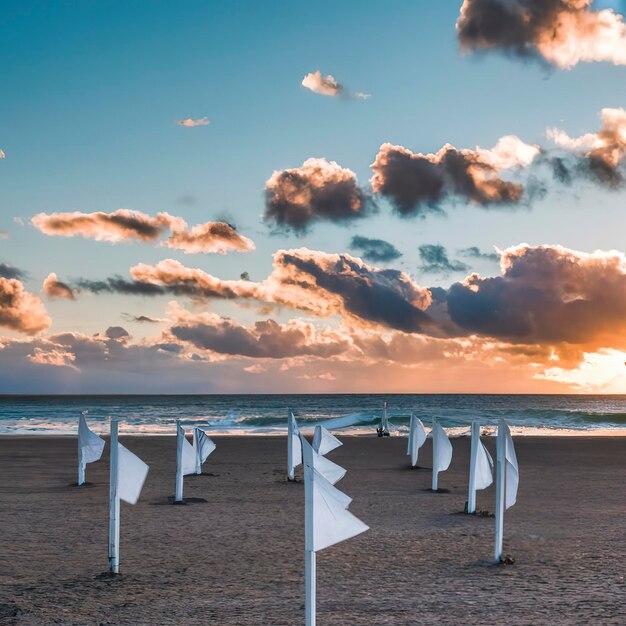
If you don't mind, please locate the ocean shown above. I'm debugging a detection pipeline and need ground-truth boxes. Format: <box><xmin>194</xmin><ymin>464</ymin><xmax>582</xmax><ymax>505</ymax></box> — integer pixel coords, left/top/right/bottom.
<box><xmin>1</xmin><ymin>394</ymin><xmax>626</xmax><ymax>436</ymax></box>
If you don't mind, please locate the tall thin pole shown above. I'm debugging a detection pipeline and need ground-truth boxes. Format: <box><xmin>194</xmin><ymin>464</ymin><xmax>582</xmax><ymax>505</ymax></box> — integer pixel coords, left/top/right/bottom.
<box><xmin>467</xmin><ymin>420</ymin><xmax>479</xmax><ymax>513</ymax></box>
<box><xmin>77</xmin><ymin>428</ymin><xmax>85</xmax><ymax>486</ymax></box>
<box><xmin>175</xmin><ymin>420</ymin><xmax>184</xmax><ymax>502</ymax></box>
<box><xmin>494</xmin><ymin>419</ymin><xmax>505</xmax><ymax>562</ymax></box>
<box><xmin>193</xmin><ymin>428</ymin><xmax>202</xmax><ymax>475</ymax></box>
<box><xmin>431</xmin><ymin>418</ymin><xmax>438</xmax><ymax>491</ymax></box>
<box><xmin>304</xmin><ymin>450</ymin><xmax>315</xmax><ymax>626</ymax></box>
<box><xmin>108</xmin><ymin>418</ymin><xmax>120</xmax><ymax>574</ymax></box>
<box><xmin>287</xmin><ymin>410</ymin><xmax>295</xmax><ymax>481</ymax></box>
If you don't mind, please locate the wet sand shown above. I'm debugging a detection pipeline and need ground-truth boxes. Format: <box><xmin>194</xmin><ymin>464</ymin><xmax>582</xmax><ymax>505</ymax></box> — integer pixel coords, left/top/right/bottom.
<box><xmin>1</xmin><ymin>434</ymin><xmax>626</xmax><ymax>625</ymax></box>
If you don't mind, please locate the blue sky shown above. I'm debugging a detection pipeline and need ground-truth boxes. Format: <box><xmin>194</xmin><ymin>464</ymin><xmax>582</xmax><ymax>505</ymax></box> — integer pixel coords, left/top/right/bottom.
<box><xmin>2</xmin><ymin>1</ymin><xmax>626</xmax><ymax>392</ymax></box>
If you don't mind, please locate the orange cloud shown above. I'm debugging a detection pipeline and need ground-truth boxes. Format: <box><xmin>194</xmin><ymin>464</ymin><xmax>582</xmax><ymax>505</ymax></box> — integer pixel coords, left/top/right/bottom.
<box><xmin>43</xmin><ymin>273</ymin><xmax>75</xmax><ymax>300</ymax></box>
<box><xmin>457</xmin><ymin>0</ymin><xmax>626</xmax><ymax>69</ymax></box>
<box><xmin>165</xmin><ymin>222</ymin><xmax>255</xmax><ymax>254</ymax></box>
<box><xmin>0</xmin><ymin>277</ymin><xmax>50</xmax><ymax>335</ymax></box>
<box><xmin>176</xmin><ymin>117</ymin><xmax>209</xmax><ymax>127</ymax></box>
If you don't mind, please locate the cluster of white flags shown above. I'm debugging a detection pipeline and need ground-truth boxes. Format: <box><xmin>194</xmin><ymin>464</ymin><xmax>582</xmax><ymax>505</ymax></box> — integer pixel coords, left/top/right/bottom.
<box><xmin>77</xmin><ymin>413</ymin><xmax>105</xmax><ymax>485</ymax></box>
<box><xmin>406</xmin><ymin>413</ymin><xmax>426</xmax><ymax>467</ymax></box>
<box><xmin>176</xmin><ymin>421</ymin><xmax>217</xmax><ymax>501</ymax></box>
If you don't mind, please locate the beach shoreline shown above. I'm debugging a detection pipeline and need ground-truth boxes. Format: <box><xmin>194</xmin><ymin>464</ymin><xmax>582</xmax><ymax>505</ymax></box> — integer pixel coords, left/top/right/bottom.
<box><xmin>2</xmin><ymin>435</ymin><xmax>626</xmax><ymax>624</ymax></box>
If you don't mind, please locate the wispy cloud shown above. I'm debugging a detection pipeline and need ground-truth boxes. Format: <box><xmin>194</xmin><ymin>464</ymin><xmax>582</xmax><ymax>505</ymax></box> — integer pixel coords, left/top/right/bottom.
<box><xmin>418</xmin><ymin>245</ymin><xmax>469</xmax><ymax>274</ymax></box>
<box><xmin>176</xmin><ymin>116</ymin><xmax>210</xmax><ymax>127</ymax></box>
<box><xmin>458</xmin><ymin>246</ymin><xmax>500</xmax><ymax>262</ymax></box>
<box><xmin>349</xmin><ymin>235</ymin><xmax>402</xmax><ymax>263</ymax></box>
<box><xmin>301</xmin><ymin>70</ymin><xmax>370</xmax><ymax>100</ymax></box>
<box><xmin>43</xmin><ymin>273</ymin><xmax>76</xmax><ymax>300</ymax></box>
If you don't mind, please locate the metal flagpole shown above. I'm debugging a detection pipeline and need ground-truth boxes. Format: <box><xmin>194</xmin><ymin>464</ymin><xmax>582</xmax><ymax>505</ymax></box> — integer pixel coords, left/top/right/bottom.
<box><xmin>304</xmin><ymin>451</ymin><xmax>315</xmax><ymax>626</ymax></box>
<box><xmin>108</xmin><ymin>418</ymin><xmax>120</xmax><ymax>574</ymax></box>
<box><xmin>431</xmin><ymin>418</ymin><xmax>439</xmax><ymax>491</ymax></box>
<box><xmin>467</xmin><ymin>419</ymin><xmax>479</xmax><ymax>513</ymax></box>
<box><xmin>494</xmin><ymin>419</ymin><xmax>505</xmax><ymax>562</ymax></box>
<box><xmin>175</xmin><ymin>420</ymin><xmax>184</xmax><ymax>502</ymax></box>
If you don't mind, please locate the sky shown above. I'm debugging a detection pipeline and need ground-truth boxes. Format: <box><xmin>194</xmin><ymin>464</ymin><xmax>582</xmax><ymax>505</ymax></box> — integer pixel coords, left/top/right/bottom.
<box><xmin>2</xmin><ymin>0</ymin><xmax>626</xmax><ymax>393</ymax></box>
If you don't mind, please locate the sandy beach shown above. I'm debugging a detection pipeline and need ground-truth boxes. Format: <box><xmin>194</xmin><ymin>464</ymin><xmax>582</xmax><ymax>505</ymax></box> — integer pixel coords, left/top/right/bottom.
<box><xmin>1</xmin><ymin>434</ymin><xmax>626</xmax><ymax>625</ymax></box>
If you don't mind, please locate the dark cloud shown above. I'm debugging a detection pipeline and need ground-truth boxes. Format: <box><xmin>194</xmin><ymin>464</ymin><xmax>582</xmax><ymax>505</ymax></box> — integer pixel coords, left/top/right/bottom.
<box><xmin>43</xmin><ymin>273</ymin><xmax>76</xmax><ymax>300</ymax></box>
<box><xmin>122</xmin><ymin>313</ymin><xmax>164</xmax><ymax>324</ymax></box>
<box><xmin>418</xmin><ymin>245</ymin><xmax>470</xmax><ymax>274</ymax></box>
<box><xmin>105</xmin><ymin>326</ymin><xmax>130</xmax><ymax>340</ymax></box>
<box><xmin>457</xmin><ymin>0</ymin><xmax>626</xmax><ymax>69</ymax></box>
<box><xmin>264</xmin><ymin>158</ymin><xmax>371</xmax><ymax>232</ymax></box>
<box><xmin>349</xmin><ymin>236</ymin><xmax>402</xmax><ymax>263</ymax></box>
<box><xmin>0</xmin><ymin>263</ymin><xmax>25</xmax><ymax>280</ymax></box>
<box><xmin>370</xmin><ymin>137</ymin><xmax>538</xmax><ymax>216</ymax></box>
<box><xmin>459</xmin><ymin>246</ymin><xmax>500</xmax><ymax>262</ymax></box>
<box><xmin>170</xmin><ymin>312</ymin><xmax>349</xmax><ymax>359</ymax></box>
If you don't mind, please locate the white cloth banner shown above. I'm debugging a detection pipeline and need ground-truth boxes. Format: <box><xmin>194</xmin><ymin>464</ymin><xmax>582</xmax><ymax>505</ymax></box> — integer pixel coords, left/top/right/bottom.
<box><xmin>474</xmin><ymin>439</ymin><xmax>494</xmax><ymax>491</ymax></box>
<box><xmin>194</xmin><ymin>428</ymin><xmax>216</xmax><ymax>465</ymax></box>
<box><xmin>288</xmin><ymin>412</ymin><xmax>302</xmax><ymax>476</ymax></box>
<box><xmin>118</xmin><ymin>444</ymin><xmax>149</xmax><ymax>505</ymax></box>
<box><xmin>313</xmin><ymin>451</ymin><xmax>346</xmax><ymax>485</ymax></box>
<box><xmin>503</xmin><ymin>422</ymin><xmax>519</xmax><ymax>509</ymax></box>
<box><xmin>312</xmin><ymin>425</ymin><xmax>342</xmax><ymax>456</ymax></box>
<box><xmin>178</xmin><ymin>423</ymin><xmax>197</xmax><ymax>476</ymax></box>
<box><xmin>407</xmin><ymin>414</ymin><xmax>427</xmax><ymax>467</ymax></box>
<box><xmin>432</xmin><ymin>419</ymin><xmax>453</xmax><ymax>476</ymax></box>
<box><xmin>78</xmin><ymin>415</ymin><xmax>105</xmax><ymax>464</ymax></box>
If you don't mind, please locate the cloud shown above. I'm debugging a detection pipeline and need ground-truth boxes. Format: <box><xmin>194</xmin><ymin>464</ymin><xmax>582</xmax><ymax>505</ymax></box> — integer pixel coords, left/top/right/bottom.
<box><xmin>0</xmin><ymin>231</ymin><xmax>7</xmax><ymax>239</ymax></box>
<box><xmin>32</xmin><ymin>209</ymin><xmax>254</xmax><ymax>255</ymax></box>
<box><xmin>418</xmin><ymin>245</ymin><xmax>470</xmax><ymax>274</ymax></box>
<box><xmin>547</xmin><ymin>107</ymin><xmax>626</xmax><ymax>186</ymax></box>
<box><xmin>301</xmin><ymin>70</ymin><xmax>370</xmax><ymax>100</ymax></box>
<box><xmin>370</xmin><ymin>135</ymin><xmax>539</xmax><ymax>216</ymax></box>
<box><xmin>164</xmin><ymin>222</ymin><xmax>255</xmax><ymax>254</ymax></box>
<box><xmin>264</xmin><ymin>158</ymin><xmax>371</xmax><ymax>232</ymax></box>
<box><xmin>43</xmin><ymin>273</ymin><xmax>76</xmax><ymax>300</ymax></box>
<box><xmin>0</xmin><ymin>277</ymin><xmax>50</xmax><ymax>335</ymax></box>
<box><xmin>121</xmin><ymin>313</ymin><xmax>165</xmax><ymax>324</ymax></box>
<box><xmin>444</xmin><ymin>243</ymin><xmax>626</xmax><ymax>353</ymax></box>
<box><xmin>31</xmin><ymin>209</ymin><xmax>185</xmax><ymax>243</ymax></box>
<box><xmin>105</xmin><ymin>326</ymin><xmax>130</xmax><ymax>340</ymax></box>
<box><xmin>349</xmin><ymin>235</ymin><xmax>402</xmax><ymax>262</ymax></box>
<box><xmin>459</xmin><ymin>246</ymin><xmax>500</xmax><ymax>262</ymax></box>
<box><xmin>0</xmin><ymin>149</ymin><xmax>4</xmax><ymax>159</ymax></box>
<box><xmin>457</xmin><ymin>0</ymin><xmax>626</xmax><ymax>69</ymax></box>
<box><xmin>176</xmin><ymin>117</ymin><xmax>209</xmax><ymax>127</ymax></box>
<box><xmin>167</xmin><ymin>304</ymin><xmax>349</xmax><ymax>359</ymax></box>
<box><xmin>0</xmin><ymin>263</ymin><xmax>25</xmax><ymax>280</ymax></box>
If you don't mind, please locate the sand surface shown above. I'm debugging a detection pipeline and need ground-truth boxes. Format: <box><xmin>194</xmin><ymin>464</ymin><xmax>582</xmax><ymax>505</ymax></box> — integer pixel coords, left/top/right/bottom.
<box><xmin>1</xmin><ymin>434</ymin><xmax>626</xmax><ymax>625</ymax></box>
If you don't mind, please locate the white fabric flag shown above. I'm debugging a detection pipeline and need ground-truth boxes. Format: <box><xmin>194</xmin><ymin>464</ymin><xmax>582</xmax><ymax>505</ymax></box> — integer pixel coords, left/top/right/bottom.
<box><xmin>310</xmin><ymin>467</ymin><xmax>369</xmax><ymax>552</ymax></box>
<box><xmin>313</xmin><ymin>451</ymin><xmax>346</xmax><ymax>485</ymax></box>
<box><xmin>312</xmin><ymin>425</ymin><xmax>342</xmax><ymax>456</ymax></box>
<box><xmin>432</xmin><ymin>419</ymin><xmax>453</xmax><ymax>475</ymax></box>
<box><xmin>178</xmin><ymin>423</ymin><xmax>197</xmax><ymax>476</ymax></box>
<box><xmin>117</xmin><ymin>444</ymin><xmax>149</xmax><ymax>505</ymax></box>
<box><xmin>78</xmin><ymin>415</ymin><xmax>105</xmax><ymax>464</ymax></box>
<box><xmin>194</xmin><ymin>428</ymin><xmax>216</xmax><ymax>464</ymax></box>
<box><xmin>288</xmin><ymin>412</ymin><xmax>302</xmax><ymax>475</ymax></box>
<box><xmin>407</xmin><ymin>414</ymin><xmax>427</xmax><ymax>467</ymax></box>
<box><xmin>474</xmin><ymin>439</ymin><xmax>494</xmax><ymax>491</ymax></box>
<box><xmin>503</xmin><ymin>422</ymin><xmax>519</xmax><ymax>509</ymax></box>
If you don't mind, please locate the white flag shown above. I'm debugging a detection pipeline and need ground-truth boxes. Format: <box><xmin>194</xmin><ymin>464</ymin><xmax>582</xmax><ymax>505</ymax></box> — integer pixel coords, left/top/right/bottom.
<box><xmin>194</xmin><ymin>428</ymin><xmax>216</xmax><ymax>464</ymax></box>
<box><xmin>313</xmin><ymin>450</ymin><xmax>346</xmax><ymax>485</ymax></box>
<box><xmin>118</xmin><ymin>444</ymin><xmax>149</xmax><ymax>505</ymax></box>
<box><xmin>178</xmin><ymin>423</ymin><xmax>197</xmax><ymax>476</ymax></box>
<box><xmin>474</xmin><ymin>439</ymin><xmax>494</xmax><ymax>491</ymax></box>
<box><xmin>432</xmin><ymin>419</ymin><xmax>453</xmax><ymax>476</ymax></box>
<box><xmin>78</xmin><ymin>414</ymin><xmax>105</xmax><ymax>464</ymax></box>
<box><xmin>301</xmin><ymin>436</ymin><xmax>368</xmax><ymax>553</ymax></box>
<box><xmin>407</xmin><ymin>413</ymin><xmax>427</xmax><ymax>467</ymax></box>
<box><xmin>312</xmin><ymin>425</ymin><xmax>342</xmax><ymax>456</ymax></box>
<box><xmin>503</xmin><ymin>422</ymin><xmax>519</xmax><ymax>509</ymax></box>
<box><xmin>288</xmin><ymin>411</ymin><xmax>302</xmax><ymax>477</ymax></box>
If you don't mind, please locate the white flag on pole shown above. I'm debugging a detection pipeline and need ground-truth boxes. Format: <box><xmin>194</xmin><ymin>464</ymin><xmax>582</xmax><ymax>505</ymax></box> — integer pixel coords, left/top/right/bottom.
<box><xmin>194</xmin><ymin>427</ymin><xmax>216</xmax><ymax>465</ymax></box>
<box><xmin>288</xmin><ymin>411</ymin><xmax>302</xmax><ymax>479</ymax></box>
<box><xmin>503</xmin><ymin>422</ymin><xmax>519</xmax><ymax>509</ymax></box>
<box><xmin>117</xmin><ymin>444</ymin><xmax>149</xmax><ymax>505</ymax></box>
<box><xmin>432</xmin><ymin>419</ymin><xmax>452</xmax><ymax>474</ymax></box>
<box><xmin>78</xmin><ymin>414</ymin><xmax>105</xmax><ymax>464</ymax></box>
<box><xmin>178</xmin><ymin>422</ymin><xmax>197</xmax><ymax>476</ymax></box>
<box><xmin>301</xmin><ymin>436</ymin><xmax>368</xmax><ymax>553</ymax></box>
<box><xmin>407</xmin><ymin>413</ymin><xmax>427</xmax><ymax>467</ymax></box>
<box><xmin>312</xmin><ymin>425</ymin><xmax>342</xmax><ymax>456</ymax></box>
<box><xmin>474</xmin><ymin>438</ymin><xmax>494</xmax><ymax>491</ymax></box>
